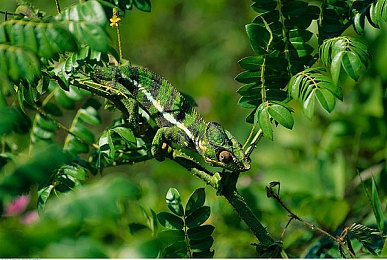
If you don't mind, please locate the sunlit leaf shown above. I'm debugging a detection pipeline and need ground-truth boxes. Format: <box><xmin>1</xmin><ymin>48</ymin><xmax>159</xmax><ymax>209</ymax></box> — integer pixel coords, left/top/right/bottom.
<box><xmin>37</xmin><ymin>184</ymin><xmax>54</xmax><ymax>213</ymax></box>
<box><xmin>166</xmin><ymin>188</ymin><xmax>184</xmax><ymax>216</ymax></box>
<box><xmin>302</xmin><ymin>92</ymin><xmax>315</xmax><ymax>119</ymax></box>
<box><xmin>315</xmin><ymin>88</ymin><xmax>336</xmax><ymax>112</ymax></box>
<box><xmin>111</xmin><ymin>126</ymin><xmax>136</xmax><ymax>145</ymax></box>
<box><xmin>257</xmin><ymin>104</ymin><xmax>273</xmax><ymax>140</ymax></box>
<box><xmin>341</xmin><ymin>51</ymin><xmax>362</xmax><ymax>81</ymax></box>
<box><xmin>267</xmin><ymin>103</ymin><xmax>294</xmax><ymax>129</ymax></box>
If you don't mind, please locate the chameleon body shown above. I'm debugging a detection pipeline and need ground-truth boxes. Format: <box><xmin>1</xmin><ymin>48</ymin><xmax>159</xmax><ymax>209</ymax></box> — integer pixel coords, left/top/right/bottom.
<box><xmin>93</xmin><ymin>66</ymin><xmax>250</xmax><ymax>172</ymax></box>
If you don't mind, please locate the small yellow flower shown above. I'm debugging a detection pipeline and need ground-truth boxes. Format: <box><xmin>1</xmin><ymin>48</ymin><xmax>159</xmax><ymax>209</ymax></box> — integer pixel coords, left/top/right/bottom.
<box><xmin>110</xmin><ymin>8</ymin><xmax>121</xmax><ymax>27</ymax></box>
<box><xmin>110</xmin><ymin>16</ymin><xmax>121</xmax><ymax>27</ymax></box>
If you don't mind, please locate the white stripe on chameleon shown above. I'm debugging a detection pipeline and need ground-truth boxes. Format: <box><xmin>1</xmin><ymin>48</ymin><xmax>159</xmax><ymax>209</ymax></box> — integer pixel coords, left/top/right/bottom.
<box><xmin>134</xmin><ymin>80</ymin><xmax>195</xmax><ymax>142</ymax></box>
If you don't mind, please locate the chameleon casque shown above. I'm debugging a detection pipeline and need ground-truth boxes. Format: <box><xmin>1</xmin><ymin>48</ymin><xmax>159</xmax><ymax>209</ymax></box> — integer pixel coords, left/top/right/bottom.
<box><xmin>92</xmin><ymin>66</ymin><xmax>250</xmax><ymax>172</ymax></box>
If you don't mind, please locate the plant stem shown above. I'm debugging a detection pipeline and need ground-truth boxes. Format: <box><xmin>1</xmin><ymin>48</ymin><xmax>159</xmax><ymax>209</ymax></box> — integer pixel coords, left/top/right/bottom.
<box><xmin>54</xmin><ymin>0</ymin><xmax>61</xmax><ymax>13</ymax></box>
<box><xmin>170</xmin><ymin>150</ymin><xmax>275</xmax><ymax>246</ymax></box>
<box><xmin>223</xmin><ymin>185</ymin><xmax>274</xmax><ymax>245</ymax></box>
<box><xmin>245</xmin><ymin>128</ymin><xmax>263</xmax><ymax>158</ymax></box>
<box><xmin>268</xmin><ymin>186</ymin><xmax>356</xmax><ymax>258</ymax></box>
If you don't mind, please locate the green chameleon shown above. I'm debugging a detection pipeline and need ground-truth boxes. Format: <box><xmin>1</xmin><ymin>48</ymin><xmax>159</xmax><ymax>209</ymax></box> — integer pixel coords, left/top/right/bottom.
<box><xmin>92</xmin><ymin>65</ymin><xmax>250</xmax><ymax>172</ymax></box>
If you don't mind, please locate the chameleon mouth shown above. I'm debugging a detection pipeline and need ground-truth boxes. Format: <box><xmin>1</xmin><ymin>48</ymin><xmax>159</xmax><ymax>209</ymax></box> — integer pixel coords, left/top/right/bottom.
<box><xmin>206</xmin><ymin>156</ymin><xmax>250</xmax><ymax>172</ymax></box>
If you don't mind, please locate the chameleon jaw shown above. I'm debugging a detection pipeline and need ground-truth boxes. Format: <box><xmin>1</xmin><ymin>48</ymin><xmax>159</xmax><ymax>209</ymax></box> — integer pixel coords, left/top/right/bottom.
<box><xmin>205</xmin><ymin>153</ymin><xmax>250</xmax><ymax>172</ymax></box>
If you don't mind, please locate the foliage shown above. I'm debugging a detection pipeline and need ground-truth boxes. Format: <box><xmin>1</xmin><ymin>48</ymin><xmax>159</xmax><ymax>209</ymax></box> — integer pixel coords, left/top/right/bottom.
<box><xmin>157</xmin><ymin>188</ymin><xmax>215</xmax><ymax>257</ymax></box>
<box><xmin>0</xmin><ymin>0</ymin><xmax>387</xmax><ymax>258</ymax></box>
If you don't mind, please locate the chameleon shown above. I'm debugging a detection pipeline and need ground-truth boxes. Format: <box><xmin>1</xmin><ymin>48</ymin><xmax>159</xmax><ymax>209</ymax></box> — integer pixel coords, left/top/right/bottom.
<box><xmin>92</xmin><ymin>65</ymin><xmax>250</xmax><ymax>172</ymax></box>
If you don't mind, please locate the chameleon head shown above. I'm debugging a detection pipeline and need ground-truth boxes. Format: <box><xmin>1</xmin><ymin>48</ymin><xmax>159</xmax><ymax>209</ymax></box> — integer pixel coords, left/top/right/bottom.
<box><xmin>200</xmin><ymin>122</ymin><xmax>250</xmax><ymax>172</ymax></box>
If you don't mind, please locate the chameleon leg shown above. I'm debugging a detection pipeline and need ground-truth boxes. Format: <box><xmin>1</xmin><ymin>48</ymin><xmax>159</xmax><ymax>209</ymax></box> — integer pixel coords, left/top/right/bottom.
<box><xmin>151</xmin><ymin>126</ymin><xmax>191</xmax><ymax>161</ymax></box>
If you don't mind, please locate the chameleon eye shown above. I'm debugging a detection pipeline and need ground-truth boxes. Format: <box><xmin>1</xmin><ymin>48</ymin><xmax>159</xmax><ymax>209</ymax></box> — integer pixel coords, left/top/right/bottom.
<box><xmin>218</xmin><ymin>150</ymin><xmax>233</xmax><ymax>163</ymax></box>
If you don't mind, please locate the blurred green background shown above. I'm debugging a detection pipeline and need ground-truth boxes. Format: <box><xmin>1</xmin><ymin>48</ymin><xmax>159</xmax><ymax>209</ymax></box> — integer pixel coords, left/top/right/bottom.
<box><xmin>1</xmin><ymin>0</ymin><xmax>387</xmax><ymax>257</ymax></box>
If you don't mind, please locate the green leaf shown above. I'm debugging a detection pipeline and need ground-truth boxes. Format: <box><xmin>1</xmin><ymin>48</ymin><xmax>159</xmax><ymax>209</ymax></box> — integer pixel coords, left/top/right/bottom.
<box><xmin>163</xmin><ymin>241</ymin><xmax>188</xmax><ymax>258</ymax></box>
<box><xmin>36</xmin><ymin>114</ymin><xmax>58</xmax><ymax>131</ymax></box>
<box><xmin>235</xmin><ymin>70</ymin><xmax>261</xmax><ymax>84</ymax></box>
<box><xmin>372</xmin><ymin>178</ymin><xmax>385</xmax><ymax>232</ymax></box>
<box><xmin>256</xmin><ymin>104</ymin><xmax>273</xmax><ymax>140</ymax></box>
<box><xmin>315</xmin><ymin>88</ymin><xmax>336</xmax><ymax>113</ymax></box>
<box><xmin>0</xmin><ymin>21</ymin><xmax>78</xmax><ymax>58</ymax></box>
<box><xmin>331</xmin><ymin>52</ymin><xmax>344</xmax><ymax>84</ymax></box>
<box><xmin>185</xmin><ymin>188</ymin><xmax>205</xmax><ymax>216</ymax></box>
<box><xmin>133</xmin><ymin>0</ymin><xmax>151</xmax><ymax>12</ymax></box>
<box><xmin>189</xmin><ymin>236</ymin><xmax>214</xmax><ymax>251</ymax></box>
<box><xmin>381</xmin><ymin>237</ymin><xmax>387</xmax><ymax>256</ymax></box>
<box><xmin>246</xmin><ymin>23</ymin><xmax>271</xmax><ymax>56</ymax></box>
<box><xmin>37</xmin><ymin>184</ymin><xmax>54</xmax><ymax>213</ymax></box>
<box><xmin>166</xmin><ymin>188</ymin><xmax>184</xmax><ymax>216</ymax></box>
<box><xmin>99</xmin><ymin>130</ymin><xmax>115</xmax><ymax>159</ymax></box>
<box><xmin>349</xmin><ymin>223</ymin><xmax>386</xmax><ymax>255</ymax></box>
<box><xmin>237</xmin><ymin>83</ymin><xmax>260</xmax><ymax>97</ymax></box>
<box><xmin>111</xmin><ymin>126</ymin><xmax>136</xmax><ymax>145</ymax></box>
<box><xmin>0</xmin><ymin>45</ymin><xmax>41</xmax><ymax>84</ymax></box>
<box><xmin>353</xmin><ymin>12</ymin><xmax>365</xmax><ymax>34</ymax></box>
<box><xmin>64</xmin><ymin>136</ymin><xmax>89</xmax><ymax>154</ymax></box>
<box><xmin>341</xmin><ymin>51</ymin><xmax>362</xmax><ymax>81</ymax></box>
<box><xmin>55</xmin><ymin>88</ymin><xmax>76</xmax><ymax>109</ymax></box>
<box><xmin>56</xmin><ymin>0</ymin><xmax>107</xmax><ymax>27</ymax></box>
<box><xmin>238</xmin><ymin>56</ymin><xmax>264</xmax><ymax>70</ymax></box>
<box><xmin>79</xmin><ymin>23</ymin><xmax>109</xmax><ymax>52</ymax></box>
<box><xmin>302</xmin><ymin>91</ymin><xmax>315</xmax><ymax>119</ymax></box>
<box><xmin>54</xmin><ymin>1</ymin><xmax>109</xmax><ymax>52</ymax></box>
<box><xmin>32</xmin><ymin>126</ymin><xmax>56</xmax><ymax>140</ymax></box>
<box><xmin>62</xmin><ymin>165</ymin><xmax>88</xmax><ymax>181</ymax></box>
<box><xmin>187</xmin><ymin>225</ymin><xmax>215</xmax><ymax>240</ymax></box>
<box><xmin>238</xmin><ymin>96</ymin><xmax>261</xmax><ymax>109</ymax></box>
<box><xmin>251</xmin><ymin>0</ymin><xmax>277</xmax><ymax>13</ymax></box>
<box><xmin>267</xmin><ymin>103</ymin><xmax>294</xmax><ymax>129</ymax></box>
<box><xmin>79</xmin><ymin>105</ymin><xmax>101</xmax><ymax>125</ymax></box>
<box><xmin>185</xmin><ymin>206</ymin><xmax>210</xmax><ymax>228</ymax></box>
<box><xmin>72</xmin><ymin>124</ymin><xmax>94</xmax><ymax>143</ymax></box>
<box><xmin>157</xmin><ymin>212</ymin><xmax>184</xmax><ymax>230</ymax></box>
<box><xmin>158</xmin><ymin>229</ymin><xmax>185</xmax><ymax>244</ymax></box>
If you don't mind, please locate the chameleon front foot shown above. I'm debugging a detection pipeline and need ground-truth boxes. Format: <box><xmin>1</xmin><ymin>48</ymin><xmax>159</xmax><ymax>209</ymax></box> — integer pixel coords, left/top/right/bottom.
<box><xmin>151</xmin><ymin>141</ymin><xmax>173</xmax><ymax>161</ymax></box>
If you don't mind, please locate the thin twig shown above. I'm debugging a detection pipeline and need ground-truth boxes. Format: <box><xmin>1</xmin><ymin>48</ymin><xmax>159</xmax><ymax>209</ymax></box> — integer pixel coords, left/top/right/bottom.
<box><xmin>245</xmin><ymin>128</ymin><xmax>263</xmax><ymax>158</ymax></box>
<box><xmin>54</xmin><ymin>0</ymin><xmax>61</xmax><ymax>13</ymax></box>
<box><xmin>268</xmin><ymin>185</ymin><xmax>356</xmax><ymax>258</ymax></box>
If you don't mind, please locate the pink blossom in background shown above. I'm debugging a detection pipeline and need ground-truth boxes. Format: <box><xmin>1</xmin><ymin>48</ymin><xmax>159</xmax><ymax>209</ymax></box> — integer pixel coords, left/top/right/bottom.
<box><xmin>3</xmin><ymin>195</ymin><xmax>30</xmax><ymax>216</ymax></box>
<box><xmin>22</xmin><ymin>210</ymin><xmax>39</xmax><ymax>224</ymax></box>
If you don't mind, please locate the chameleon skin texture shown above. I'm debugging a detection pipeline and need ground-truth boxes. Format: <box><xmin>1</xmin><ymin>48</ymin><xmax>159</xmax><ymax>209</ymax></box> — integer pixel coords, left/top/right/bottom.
<box><xmin>94</xmin><ymin>66</ymin><xmax>250</xmax><ymax>172</ymax></box>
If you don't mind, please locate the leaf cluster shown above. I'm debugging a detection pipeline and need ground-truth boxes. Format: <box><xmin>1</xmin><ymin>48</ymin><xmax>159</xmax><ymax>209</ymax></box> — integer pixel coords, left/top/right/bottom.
<box><xmin>237</xmin><ymin>0</ymin><xmax>376</xmax><ymax>139</ymax></box>
<box><xmin>157</xmin><ymin>188</ymin><xmax>215</xmax><ymax>258</ymax></box>
<box><xmin>0</xmin><ymin>0</ymin><xmax>154</xmax><ymax>216</ymax></box>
